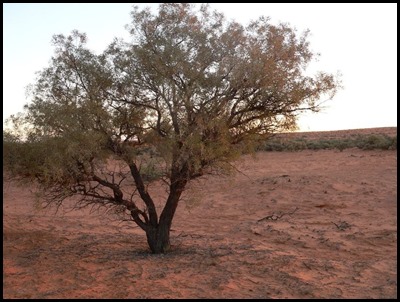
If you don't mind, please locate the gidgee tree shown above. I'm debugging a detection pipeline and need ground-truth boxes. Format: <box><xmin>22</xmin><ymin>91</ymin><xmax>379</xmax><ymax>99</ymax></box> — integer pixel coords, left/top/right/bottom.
<box><xmin>4</xmin><ymin>3</ymin><xmax>339</xmax><ymax>253</ymax></box>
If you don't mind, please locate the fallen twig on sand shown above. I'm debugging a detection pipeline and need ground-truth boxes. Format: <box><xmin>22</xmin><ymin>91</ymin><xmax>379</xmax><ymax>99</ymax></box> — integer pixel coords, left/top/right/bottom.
<box><xmin>332</xmin><ymin>221</ymin><xmax>351</xmax><ymax>231</ymax></box>
<box><xmin>257</xmin><ymin>207</ymin><xmax>299</xmax><ymax>222</ymax></box>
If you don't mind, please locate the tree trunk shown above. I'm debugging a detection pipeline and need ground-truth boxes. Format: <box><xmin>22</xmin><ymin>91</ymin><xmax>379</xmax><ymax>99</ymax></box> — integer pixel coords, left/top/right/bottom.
<box><xmin>144</xmin><ymin>176</ymin><xmax>186</xmax><ymax>253</ymax></box>
<box><xmin>141</xmin><ymin>157</ymin><xmax>188</xmax><ymax>253</ymax></box>
<box><xmin>145</xmin><ymin>222</ymin><xmax>171</xmax><ymax>254</ymax></box>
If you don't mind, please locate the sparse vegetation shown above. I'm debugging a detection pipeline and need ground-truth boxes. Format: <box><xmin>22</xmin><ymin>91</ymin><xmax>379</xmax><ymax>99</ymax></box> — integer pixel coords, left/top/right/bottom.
<box><xmin>259</xmin><ymin>133</ymin><xmax>397</xmax><ymax>152</ymax></box>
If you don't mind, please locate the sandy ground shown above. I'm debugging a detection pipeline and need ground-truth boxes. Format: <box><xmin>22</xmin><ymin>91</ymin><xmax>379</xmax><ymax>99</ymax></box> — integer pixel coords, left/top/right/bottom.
<box><xmin>3</xmin><ymin>130</ymin><xmax>397</xmax><ymax>298</ymax></box>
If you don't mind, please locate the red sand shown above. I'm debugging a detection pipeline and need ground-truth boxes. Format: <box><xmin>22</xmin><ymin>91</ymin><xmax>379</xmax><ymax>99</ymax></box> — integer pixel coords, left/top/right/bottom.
<box><xmin>3</xmin><ymin>128</ymin><xmax>397</xmax><ymax>298</ymax></box>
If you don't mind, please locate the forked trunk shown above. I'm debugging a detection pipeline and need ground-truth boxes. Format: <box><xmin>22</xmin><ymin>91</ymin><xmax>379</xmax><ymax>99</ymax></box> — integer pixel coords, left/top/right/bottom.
<box><xmin>144</xmin><ymin>184</ymin><xmax>184</xmax><ymax>253</ymax></box>
<box><xmin>142</xmin><ymin>165</ymin><xmax>188</xmax><ymax>254</ymax></box>
<box><xmin>146</xmin><ymin>222</ymin><xmax>171</xmax><ymax>254</ymax></box>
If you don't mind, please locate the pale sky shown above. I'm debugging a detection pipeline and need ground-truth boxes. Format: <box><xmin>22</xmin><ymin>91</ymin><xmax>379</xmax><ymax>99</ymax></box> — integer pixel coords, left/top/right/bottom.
<box><xmin>3</xmin><ymin>3</ymin><xmax>397</xmax><ymax>132</ymax></box>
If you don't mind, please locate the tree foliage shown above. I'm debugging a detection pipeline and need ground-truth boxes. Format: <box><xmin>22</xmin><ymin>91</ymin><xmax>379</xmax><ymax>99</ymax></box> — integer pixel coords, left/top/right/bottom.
<box><xmin>4</xmin><ymin>3</ymin><xmax>340</xmax><ymax>253</ymax></box>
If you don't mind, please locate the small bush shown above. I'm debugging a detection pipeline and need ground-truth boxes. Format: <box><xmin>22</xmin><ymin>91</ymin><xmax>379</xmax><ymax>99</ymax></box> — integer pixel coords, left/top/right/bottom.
<box><xmin>356</xmin><ymin>134</ymin><xmax>395</xmax><ymax>150</ymax></box>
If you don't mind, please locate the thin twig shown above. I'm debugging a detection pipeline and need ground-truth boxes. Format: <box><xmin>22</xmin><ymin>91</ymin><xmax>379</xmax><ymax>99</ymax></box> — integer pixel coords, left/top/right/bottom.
<box><xmin>257</xmin><ymin>207</ymin><xmax>299</xmax><ymax>222</ymax></box>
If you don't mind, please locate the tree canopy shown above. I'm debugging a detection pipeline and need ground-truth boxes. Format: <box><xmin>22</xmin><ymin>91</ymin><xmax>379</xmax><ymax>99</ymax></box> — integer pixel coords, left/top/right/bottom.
<box><xmin>4</xmin><ymin>3</ymin><xmax>340</xmax><ymax>253</ymax></box>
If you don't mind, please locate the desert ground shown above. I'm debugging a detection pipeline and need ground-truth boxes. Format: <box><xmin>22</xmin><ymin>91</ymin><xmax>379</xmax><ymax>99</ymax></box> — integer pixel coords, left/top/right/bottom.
<box><xmin>3</xmin><ymin>128</ymin><xmax>397</xmax><ymax>298</ymax></box>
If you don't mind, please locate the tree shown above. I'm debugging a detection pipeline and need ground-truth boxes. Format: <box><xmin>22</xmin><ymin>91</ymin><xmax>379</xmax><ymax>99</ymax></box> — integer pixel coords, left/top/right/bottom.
<box><xmin>4</xmin><ymin>3</ymin><xmax>340</xmax><ymax>253</ymax></box>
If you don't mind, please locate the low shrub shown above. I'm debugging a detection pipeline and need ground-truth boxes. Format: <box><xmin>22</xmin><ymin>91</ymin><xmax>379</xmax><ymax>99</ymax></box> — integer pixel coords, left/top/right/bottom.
<box><xmin>259</xmin><ymin>133</ymin><xmax>397</xmax><ymax>152</ymax></box>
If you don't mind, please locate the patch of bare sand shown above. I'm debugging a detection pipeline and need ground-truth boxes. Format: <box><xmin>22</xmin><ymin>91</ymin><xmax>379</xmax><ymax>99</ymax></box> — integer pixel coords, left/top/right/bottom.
<box><xmin>3</xmin><ymin>148</ymin><xmax>397</xmax><ymax>298</ymax></box>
